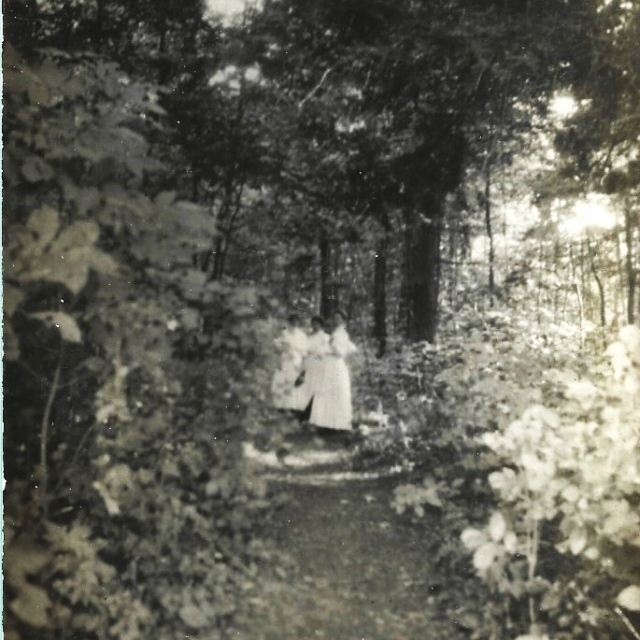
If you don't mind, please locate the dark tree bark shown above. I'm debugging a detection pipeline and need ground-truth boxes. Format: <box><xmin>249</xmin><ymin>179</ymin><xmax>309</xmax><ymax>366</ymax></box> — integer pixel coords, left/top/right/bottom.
<box><xmin>211</xmin><ymin>236</ymin><xmax>225</xmax><ymax>281</ymax></box>
<box><xmin>624</xmin><ymin>205</ymin><xmax>637</xmax><ymax>325</ymax></box>
<box><xmin>93</xmin><ymin>0</ymin><xmax>105</xmax><ymax>47</ymax></box>
<box><xmin>4</xmin><ymin>0</ymin><xmax>38</xmax><ymax>56</ymax></box>
<box><xmin>372</xmin><ymin>230</ymin><xmax>388</xmax><ymax>357</ymax></box>
<box><xmin>398</xmin><ymin>226</ymin><xmax>411</xmax><ymax>337</ymax></box>
<box><xmin>587</xmin><ymin>237</ymin><xmax>606</xmax><ymax>327</ymax></box>
<box><xmin>319</xmin><ymin>227</ymin><xmax>333</xmax><ymax>318</ymax></box>
<box><xmin>483</xmin><ymin>167</ymin><xmax>495</xmax><ymax>308</ymax></box>
<box><xmin>403</xmin><ymin>192</ymin><xmax>443</xmax><ymax>343</ymax></box>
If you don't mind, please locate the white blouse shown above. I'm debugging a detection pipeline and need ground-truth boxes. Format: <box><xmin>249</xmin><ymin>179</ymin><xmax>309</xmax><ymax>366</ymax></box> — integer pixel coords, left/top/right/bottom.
<box><xmin>329</xmin><ymin>326</ymin><xmax>357</xmax><ymax>358</ymax></box>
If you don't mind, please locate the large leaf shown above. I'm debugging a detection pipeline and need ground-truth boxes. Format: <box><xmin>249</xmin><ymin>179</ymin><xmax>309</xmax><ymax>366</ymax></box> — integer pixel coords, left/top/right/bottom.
<box><xmin>10</xmin><ymin>585</ymin><xmax>52</xmax><ymax>628</ymax></box>
<box><xmin>56</xmin><ymin>220</ymin><xmax>100</xmax><ymax>250</ymax></box>
<box><xmin>100</xmin><ymin>184</ymin><xmax>155</xmax><ymax>234</ymax></box>
<box><xmin>3</xmin><ymin>43</ymin><xmax>61</xmax><ymax>107</ymax></box>
<box><xmin>27</xmin><ymin>206</ymin><xmax>60</xmax><ymax>249</ymax></box>
<box><xmin>617</xmin><ymin>585</ymin><xmax>640</xmax><ymax>611</ymax></box>
<box><xmin>90</xmin><ymin>249</ymin><xmax>120</xmax><ymax>275</ymax></box>
<box><xmin>29</xmin><ymin>312</ymin><xmax>82</xmax><ymax>343</ymax></box>
<box><xmin>174</xmin><ymin>269</ymin><xmax>208</xmax><ymax>301</ymax></box>
<box><xmin>22</xmin><ymin>157</ymin><xmax>55</xmax><ymax>183</ymax></box>
<box><xmin>179</xmin><ymin>603</ymin><xmax>211</xmax><ymax>629</ymax></box>
<box><xmin>461</xmin><ymin>528</ymin><xmax>487</xmax><ymax>551</ymax></box>
<box><xmin>4</xmin><ymin>324</ymin><xmax>21</xmax><ymax>361</ymax></box>
<box><xmin>59</xmin><ymin>178</ymin><xmax>102</xmax><ymax>217</ymax></box>
<box><xmin>5</xmin><ymin>284</ymin><xmax>25</xmax><ymax>317</ymax></box>
<box><xmin>488</xmin><ymin>512</ymin><xmax>507</xmax><ymax>542</ymax></box>
<box><xmin>25</xmin><ymin>245</ymin><xmax>91</xmax><ymax>294</ymax></box>
<box><xmin>18</xmin><ymin>219</ymin><xmax>116</xmax><ymax>293</ymax></box>
<box><xmin>5</xmin><ymin>538</ymin><xmax>52</xmax><ymax>628</ymax></box>
<box><xmin>154</xmin><ymin>190</ymin><xmax>177</xmax><ymax>208</ymax></box>
<box><xmin>75</xmin><ymin>126</ymin><xmax>162</xmax><ymax>179</ymax></box>
<box><xmin>473</xmin><ymin>541</ymin><xmax>501</xmax><ymax>571</ymax></box>
<box><xmin>568</xmin><ymin>527</ymin><xmax>588</xmax><ymax>555</ymax></box>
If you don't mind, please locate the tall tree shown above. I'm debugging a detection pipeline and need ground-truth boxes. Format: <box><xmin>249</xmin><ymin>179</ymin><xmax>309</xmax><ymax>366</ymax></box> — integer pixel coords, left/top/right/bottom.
<box><xmin>557</xmin><ymin>0</ymin><xmax>640</xmax><ymax>325</ymax></box>
<box><xmin>247</xmin><ymin>0</ymin><xmax>585</xmax><ymax>341</ymax></box>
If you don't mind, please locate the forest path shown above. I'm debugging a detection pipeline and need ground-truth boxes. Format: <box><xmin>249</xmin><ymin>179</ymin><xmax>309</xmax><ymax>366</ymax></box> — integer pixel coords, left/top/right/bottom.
<box><xmin>239</xmin><ymin>435</ymin><xmax>475</xmax><ymax>640</ymax></box>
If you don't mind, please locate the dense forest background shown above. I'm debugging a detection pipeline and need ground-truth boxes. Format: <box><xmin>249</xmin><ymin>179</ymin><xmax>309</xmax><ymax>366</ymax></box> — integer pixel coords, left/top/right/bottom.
<box><xmin>3</xmin><ymin>0</ymin><xmax>639</xmax><ymax>639</ymax></box>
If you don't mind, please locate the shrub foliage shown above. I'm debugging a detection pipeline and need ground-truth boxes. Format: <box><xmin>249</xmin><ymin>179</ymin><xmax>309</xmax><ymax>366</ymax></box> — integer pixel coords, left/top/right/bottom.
<box><xmin>4</xmin><ymin>44</ymin><xmax>274</xmax><ymax>640</ymax></box>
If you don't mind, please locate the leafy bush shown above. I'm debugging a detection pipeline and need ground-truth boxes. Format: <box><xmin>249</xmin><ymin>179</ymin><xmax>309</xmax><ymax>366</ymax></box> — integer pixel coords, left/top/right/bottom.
<box><xmin>359</xmin><ymin>309</ymin><xmax>638</xmax><ymax>639</ymax></box>
<box><xmin>3</xmin><ymin>44</ymin><xmax>276</xmax><ymax>640</ymax></box>
<box><xmin>461</xmin><ymin>325</ymin><xmax>640</xmax><ymax>639</ymax></box>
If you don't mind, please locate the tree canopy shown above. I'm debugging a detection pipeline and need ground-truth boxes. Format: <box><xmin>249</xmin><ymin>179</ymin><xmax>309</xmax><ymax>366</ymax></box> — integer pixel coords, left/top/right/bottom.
<box><xmin>3</xmin><ymin>1</ymin><xmax>639</xmax><ymax>638</ymax></box>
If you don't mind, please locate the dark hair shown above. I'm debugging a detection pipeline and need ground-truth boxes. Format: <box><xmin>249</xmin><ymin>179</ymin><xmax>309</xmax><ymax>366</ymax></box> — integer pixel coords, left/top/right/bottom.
<box><xmin>287</xmin><ymin>314</ymin><xmax>299</xmax><ymax>324</ymax></box>
<box><xmin>333</xmin><ymin>309</ymin><xmax>347</xmax><ymax>320</ymax></box>
<box><xmin>311</xmin><ymin>315</ymin><xmax>324</xmax><ymax>327</ymax></box>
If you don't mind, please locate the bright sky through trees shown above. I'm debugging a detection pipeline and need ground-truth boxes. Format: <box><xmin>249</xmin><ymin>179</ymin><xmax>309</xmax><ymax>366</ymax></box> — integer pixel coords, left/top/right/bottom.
<box><xmin>206</xmin><ymin>0</ymin><xmax>261</xmax><ymax>21</ymax></box>
<box><xmin>556</xmin><ymin>195</ymin><xmax>618</xmax><ymax>236</ymax></box>
<box><xmin>549</xmin><ymin>93</ymin><xmax>578</xmax><ymax>119</ymax></box>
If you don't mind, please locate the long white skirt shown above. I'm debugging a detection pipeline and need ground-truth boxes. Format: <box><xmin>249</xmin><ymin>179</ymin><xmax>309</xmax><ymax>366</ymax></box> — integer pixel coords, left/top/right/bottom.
<box><xmin>271</xmin><ymin>357</ymin><xmax>304</xmax><ymax>410</ymax></box>
<box><xmin>289</xmin><ymin>355</ymin><xmax>322</xmax><ymax>411</ymax></box>
<box><xmin>309</xmin><ymin>356</ymin><xmax>353</xmax><ymax>430</ymax></box>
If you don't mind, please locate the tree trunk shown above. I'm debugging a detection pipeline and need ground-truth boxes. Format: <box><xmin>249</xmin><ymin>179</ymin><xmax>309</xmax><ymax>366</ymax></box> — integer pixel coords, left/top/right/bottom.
<box><xmin>398</xmin><ymin>220</ymin><xmax>412</xmax><ymax>336</ymax></box>
<box><xmin>319</xmin><ymin>227</ymin><xmax>333</xmax><ymax>318</ymax></box>
<box><xmin>446</xmin><ymin>221</ymin><xmax>457</xmax><ymax>309</ymax></box>
<box><xmin>587</xmin><ymin>237</ymin><xmax>606</xmax><ymax>327</ymax></box>
<box><xmin>5</xmin><ymin>0</ymin><xmax>38</xmax><ymax>56</ymax></box>
<box><xmin>552</xmin><ymin>238</ymin><xmax>561</xmax><ymax>323</ymax></box>
<box><xmin>403</xmin><ymin>192</ymin><xmax>442</xmax><ymax>343</ymax></box>
<box><xmin>579</xmin><ymin>237</ymin><xmax>589</xmax><ymax>324</ymax></box>
<box><xmin>372</xmin><ymin>231</ymin><xmax>388</xmax><ymax>357</ymax></box>
<box><xmin>192</xmin><ymin>173</ymin><xmax>199</xmax><ymax>201</ymax></box>
<box><xmin>484</xmin><ymin>167</ymin><xmax>495</xmax><ymax>308</ymax></box>
<box><xmin>624</xmin><ymin>204</ymin><xmax>637</xmax><ymax>325</ymax></box>
<box><xmin>95</xmin><ymin>0</ymin><xmax>105</xmax><ymax>47</ymax></box>
<box><xmin>535</xmin><ymin>238</ymin><xmax>544</xmax><ymax>322</ymax></box>
<box><xmin>211</xmin><ymin>236</ymin><xmax>225</xmax><ymax>281</ymax></box>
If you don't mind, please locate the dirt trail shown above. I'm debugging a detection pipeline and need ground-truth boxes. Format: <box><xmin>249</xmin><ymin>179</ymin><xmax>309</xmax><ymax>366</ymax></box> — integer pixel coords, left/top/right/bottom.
<box><xmin>239</xmin><ymin>439</ymin><xmax>475</xmax><ymax>640</ymax></box>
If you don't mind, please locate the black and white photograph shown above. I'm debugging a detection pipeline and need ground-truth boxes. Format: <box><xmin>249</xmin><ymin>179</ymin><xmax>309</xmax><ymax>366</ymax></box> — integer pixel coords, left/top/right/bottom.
<box><xmin>3</xmin><ymin>0</ymin><xmax>640</xmax><ymax>638</ymax></box>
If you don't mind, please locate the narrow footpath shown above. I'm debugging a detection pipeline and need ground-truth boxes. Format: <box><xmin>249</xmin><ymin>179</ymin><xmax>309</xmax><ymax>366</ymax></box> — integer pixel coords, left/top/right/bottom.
<box><xmin>239</xmin><ymin>437</ymin><xmax>480</xmax><ymax>640</ymax></box>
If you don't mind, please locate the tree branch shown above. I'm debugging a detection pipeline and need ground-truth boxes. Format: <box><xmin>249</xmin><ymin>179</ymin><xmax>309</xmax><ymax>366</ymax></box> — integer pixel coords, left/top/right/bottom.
<box><xmin>40</xmin><ymin>344</ymin><xmax>64</xmax><ymax>518</ymax></box>
<box><xmin>298</xmin><ymin>66</ymin><xmax>334</xmax><ymax>109</ymax></box>
<box><xmin>615</xmin><ymin>607</ymin><xmax>640</xmax><ymax>640</ymax></box>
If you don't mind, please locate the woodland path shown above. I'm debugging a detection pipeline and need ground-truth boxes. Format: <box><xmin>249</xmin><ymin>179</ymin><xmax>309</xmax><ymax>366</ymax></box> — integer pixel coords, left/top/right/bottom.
<box><xmin>238</xmin><ymin>433</ymin><xmax>477</xmax><ymax>640</ymax></box>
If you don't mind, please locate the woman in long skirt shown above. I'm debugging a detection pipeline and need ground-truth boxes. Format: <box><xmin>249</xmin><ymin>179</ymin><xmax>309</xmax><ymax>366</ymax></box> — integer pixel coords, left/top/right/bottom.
<box><xmin>271</xmin><ymin>314</ymin><xmax>308</xmax><ymax>410</ymax></box>
<box><xmin>291</xmin><ymin>316</ymin><xmax>330</xmax><ymax>414</ymax></box>
<box><xmin>310</xmin><ymin>311</ymin><xmax>357</xmax><ymax>431</ymax></box>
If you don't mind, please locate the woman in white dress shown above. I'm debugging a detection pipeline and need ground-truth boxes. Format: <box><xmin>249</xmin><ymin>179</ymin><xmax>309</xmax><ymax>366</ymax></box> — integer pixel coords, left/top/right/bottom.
<box><xmin>271</xmin><ymin>315</ymin><xmax>309</xmax><ymax>410</ymax></box>
<box><xmin>292</xmin><ymin>316</ymin><xmax>330</xmax><ymax>414</ymax></box>
<box><xmin>310</xmin><ymin>311</ymin><xmax>357</xmax><ymax>431</ymax></box>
